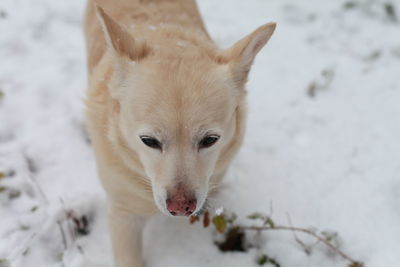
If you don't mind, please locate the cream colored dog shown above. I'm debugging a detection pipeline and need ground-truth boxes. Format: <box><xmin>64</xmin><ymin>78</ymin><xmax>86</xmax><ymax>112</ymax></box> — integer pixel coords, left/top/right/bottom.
<box><xmin>84</xmin><ymin>0</ymin><xmax>275</xmax><ymax>266</ymax></box>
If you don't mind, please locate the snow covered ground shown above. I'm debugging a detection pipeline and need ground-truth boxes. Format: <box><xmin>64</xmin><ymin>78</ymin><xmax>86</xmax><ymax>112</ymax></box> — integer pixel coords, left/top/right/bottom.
<box><xmin>1</xmin><ymin>0</ymin><xmax>399</xmax><ymax>266</ymax></box>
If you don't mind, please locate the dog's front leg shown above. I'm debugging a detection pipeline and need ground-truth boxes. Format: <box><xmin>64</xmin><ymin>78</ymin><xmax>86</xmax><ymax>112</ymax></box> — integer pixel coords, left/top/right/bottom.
<box><xmin>108</xmin><ymin>206</ymin><xmax>146</xmax><ymax>267</ymax></box>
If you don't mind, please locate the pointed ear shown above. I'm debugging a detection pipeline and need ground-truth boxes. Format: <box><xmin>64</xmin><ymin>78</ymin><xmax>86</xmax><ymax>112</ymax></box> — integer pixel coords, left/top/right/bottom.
<box><xmin>95</xmin><ymin>5</ymin><xmax>150</xmax><ymax>61</ymax></box>
<box><xmin>221</xmin><ymin>23</ymin><xmax>276</xmax><ymax>84</ymax></box>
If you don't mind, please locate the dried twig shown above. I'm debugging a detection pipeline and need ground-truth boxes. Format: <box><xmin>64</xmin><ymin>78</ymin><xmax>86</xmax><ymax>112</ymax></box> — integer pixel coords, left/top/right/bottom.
<box><xmin>286</xmin><ymin>213</ymin><xmax>312</xmax><ymax>255</ymax></box>
<box><xmin>22</xmin><ymin>152</ymin><xmax>48</xmax><ymax>204</ymax></box>
<box><xmin>239</xmin><ymin>225</ymin><xmax>362</xmax><ymax>266</ymax></box>
<box><xmin>57</xmin><ymin>220</ymin><xmax>68</xmax><ymax>250</ymax></box>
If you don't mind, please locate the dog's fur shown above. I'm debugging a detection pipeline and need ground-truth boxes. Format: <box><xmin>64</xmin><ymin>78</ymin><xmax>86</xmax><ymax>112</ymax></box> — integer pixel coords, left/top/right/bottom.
<box><xmin>84</xmin><ymin>0</ymin><xmax>275</xmax><ymax>266</ymax></box>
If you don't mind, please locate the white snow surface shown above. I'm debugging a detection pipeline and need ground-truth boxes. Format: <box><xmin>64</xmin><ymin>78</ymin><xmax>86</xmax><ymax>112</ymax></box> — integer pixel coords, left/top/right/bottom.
<box><xmin>1</xmin><ymin>0</ymin><xmax>400</xmax><ymax>266</ymax></box>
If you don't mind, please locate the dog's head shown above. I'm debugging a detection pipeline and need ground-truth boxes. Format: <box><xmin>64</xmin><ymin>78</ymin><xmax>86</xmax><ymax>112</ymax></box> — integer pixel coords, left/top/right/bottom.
<box><xmin>95</xmin><ymin>7</ymin><xmax>275</xmax><ymax>216</ymax></box>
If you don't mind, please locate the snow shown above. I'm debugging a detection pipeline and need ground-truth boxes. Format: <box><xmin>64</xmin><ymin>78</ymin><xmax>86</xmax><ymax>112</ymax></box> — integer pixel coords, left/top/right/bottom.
<box><xmin>1</xmin><ymin>0</ymin><xmax>400</xmax><ymax>266</ymax></box>
<box><xmin>176</xmin><ymin>41</ymin><xmax>187</xmax><ymax>47</ymax></box>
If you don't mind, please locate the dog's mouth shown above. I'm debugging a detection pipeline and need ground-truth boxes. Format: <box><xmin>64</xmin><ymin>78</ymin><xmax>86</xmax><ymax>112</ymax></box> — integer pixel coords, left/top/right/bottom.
<box><xmin>154</xmin><ymin>193</ymin><xmax>208</xmax><ymax>217</ymax></box>
<box><xmin>193</xmin><ymin>199</ymin><xmax>208</xmax><ymax>217</ymax></box>
<box><xmin>151</xmin><ymin>180</ymin><xmax>209</xmax><ymax>217</ymax></box>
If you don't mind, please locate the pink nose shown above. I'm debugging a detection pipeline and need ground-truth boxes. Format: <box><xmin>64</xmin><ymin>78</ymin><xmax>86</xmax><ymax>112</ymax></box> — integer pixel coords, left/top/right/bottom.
<box><xmin>166</xmin><ymin>195</ymin><xmax>197</xmax><ymax>216</ymax></box>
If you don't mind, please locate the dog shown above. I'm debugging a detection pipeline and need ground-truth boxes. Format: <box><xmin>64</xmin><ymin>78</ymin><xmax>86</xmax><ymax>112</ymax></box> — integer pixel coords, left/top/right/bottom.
<box><xmin>84</xmin><ymin>0</ymin><xmax>275</xmax><ymax>266</ymax></box>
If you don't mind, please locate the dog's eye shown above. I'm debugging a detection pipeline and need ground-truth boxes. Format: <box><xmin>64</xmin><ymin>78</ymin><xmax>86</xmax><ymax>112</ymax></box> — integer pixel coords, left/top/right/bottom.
<box><xmin>140</xmin><ymin>136</ymin><xmax>162</xmax><ymax>150</ymax></box>
<box><xmin>199</xmin><ymin>135</ymin><xmax>220</xmax><ymax>149</ymax></box>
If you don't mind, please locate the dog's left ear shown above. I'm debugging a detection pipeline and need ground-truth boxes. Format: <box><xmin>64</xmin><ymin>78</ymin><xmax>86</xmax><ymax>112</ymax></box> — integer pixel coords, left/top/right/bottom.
<box><xmin>220</xmin><ymin>23</ymin><xmax>276</xmax><ymax>85</ymax></box>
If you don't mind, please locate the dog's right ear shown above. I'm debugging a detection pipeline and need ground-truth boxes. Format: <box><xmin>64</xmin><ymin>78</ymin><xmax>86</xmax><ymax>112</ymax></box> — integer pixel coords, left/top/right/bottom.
<box><xmin>96</xmin><ymin>5</ymin><xmax>150</xmax><ymax>61</ymax></box>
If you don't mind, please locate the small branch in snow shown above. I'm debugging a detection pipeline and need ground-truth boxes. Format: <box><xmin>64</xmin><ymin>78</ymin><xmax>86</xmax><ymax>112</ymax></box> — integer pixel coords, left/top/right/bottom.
<box><xmin>57</xmin><ymin>220</ymin><xmax>68</xmax><ymax>250</ymax></box>
<box><xmin>286</xmin><ymin>213</ymin><xmax>313</xmax><ymax>255</ymax></box>
<box><xmin>240</xmin><ymin>225</ymin><xmax>362</xmax><ymax>266</ymax></box>
<box><xmin>191</xmin><ymin>210</ymin><xmax>364</xmax><ymax>267</ymax></box>
<box><xmin>22</xmin><ymin>152</ymin><xmax>48</xmax><ymax>204</ymax></box>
